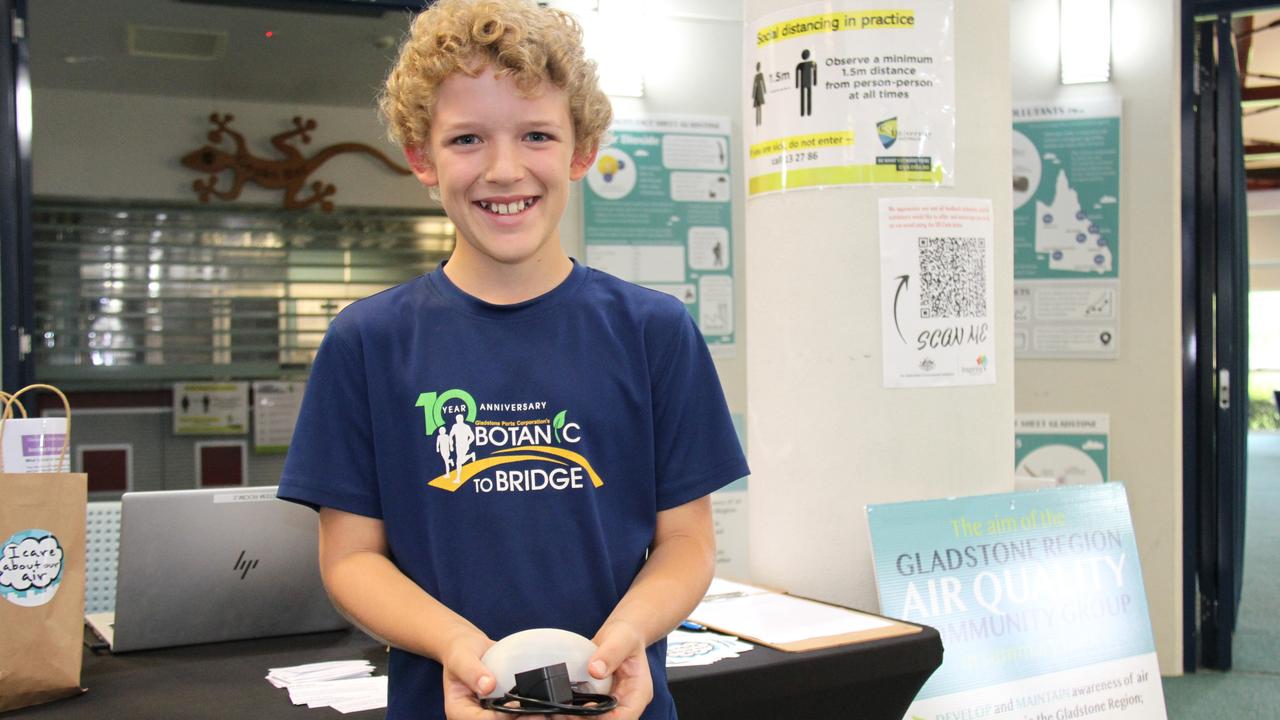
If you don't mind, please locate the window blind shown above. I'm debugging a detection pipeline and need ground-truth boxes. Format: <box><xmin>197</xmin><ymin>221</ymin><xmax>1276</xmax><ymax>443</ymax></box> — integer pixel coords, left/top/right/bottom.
<box><xmin>33</xmin><ymin>200</ymin><xmax>453</xmax><ymax>387</ymax></box>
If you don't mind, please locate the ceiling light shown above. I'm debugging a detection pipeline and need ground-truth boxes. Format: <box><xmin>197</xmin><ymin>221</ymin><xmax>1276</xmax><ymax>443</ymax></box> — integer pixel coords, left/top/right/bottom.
<box><xmin>1060</xmin><ymin>0</ymin><xmax>1111</xmax><ymax>84</ymax></box>
<box><xmin>548</xmin><ymin>0</ymin><xmax>644</xmax><ymax>97</ymax></box>
<box><xmin>127</xmin><ymin>25</ymin><xmax>227</xmax><ymax>61</ymax></box>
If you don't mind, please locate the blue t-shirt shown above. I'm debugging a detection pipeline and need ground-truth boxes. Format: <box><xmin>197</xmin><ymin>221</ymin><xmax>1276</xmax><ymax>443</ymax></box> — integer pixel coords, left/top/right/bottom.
<box><xmin>278</xmin><ymin>260</ymin><xmax>749</xmax><ymax>720</ymax></box>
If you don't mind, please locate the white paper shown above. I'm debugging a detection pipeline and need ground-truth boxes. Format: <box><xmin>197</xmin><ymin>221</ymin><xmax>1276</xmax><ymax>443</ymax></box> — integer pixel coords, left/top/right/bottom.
<box><xmin>703</xmin><ymin>577</ymin><xmax>771</xmax><ymax>600</ymax></box>
<box><xmin>691</xmin><ymin>592</ymin><xmax>891</xmax><ymax>645</ymax></box>
<box><xmin>710</xmin><ymin>489</ymin><xmax>749</xmax><ymax>580</ymax></box>
<box><xmin>879</xmin><ymin>198</ymin><xmax>996</xmax><ymax>388</ymax></box>
<box><xmin>745</xmin><ymin>0</ymin><xmax>956</xmax><ymax>195</ymax></box>
<box><xmin>665</xmin><ymin>629</ymin><xmax>754</xmax><ymax>667</ymax></box>
<box><xmin>1</xmin><ymin>417</ymin><xmax>70</xmax><ymax>473</ymax></box>
<box><xmin>252</xmin><ymin>381</ymin><xmax>305</xmax><ymax>452</ymax></box>
<box><xmin>267</xmin><ymin>660</ymin><xmax>385</xmax><ymax>713</ymax></box>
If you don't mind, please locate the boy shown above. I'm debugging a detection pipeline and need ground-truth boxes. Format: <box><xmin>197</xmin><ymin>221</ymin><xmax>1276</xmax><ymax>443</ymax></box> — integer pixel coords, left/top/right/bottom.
<box><xmin>277</xmin><ymin>1</ymin><xmax>748</xmax><ymax>718</ymax></box>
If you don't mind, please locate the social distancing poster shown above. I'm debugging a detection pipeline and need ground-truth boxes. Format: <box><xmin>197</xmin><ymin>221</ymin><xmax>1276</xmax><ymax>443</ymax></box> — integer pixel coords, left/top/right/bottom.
<box><xmin>173</xmin><ymin>382</ymin><xmax>248</xmax><ymax>435</ymax></box>
<box><xmin>745</xmin><ymin>0</ymin><xmax>955</xmax><ymax>196</ymax></box>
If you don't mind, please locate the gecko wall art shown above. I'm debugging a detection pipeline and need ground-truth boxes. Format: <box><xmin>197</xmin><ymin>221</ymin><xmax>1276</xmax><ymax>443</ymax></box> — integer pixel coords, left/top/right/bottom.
<box><xmin>181</xmin><ymin>114</ymin><xmax>412</xmax><ymax>212</ymax></box>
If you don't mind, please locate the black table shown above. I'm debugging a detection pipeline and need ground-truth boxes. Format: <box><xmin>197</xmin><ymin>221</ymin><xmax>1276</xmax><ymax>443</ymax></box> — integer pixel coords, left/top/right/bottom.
<box><xmin>2</xmin><ymin>624</ymin><xmax>941</xmax><ymax>720</ymax></box>
<box><xmin>669</xmin><ymin>627</ymin><xmax>942</xmax><ymax>719</ymax></box>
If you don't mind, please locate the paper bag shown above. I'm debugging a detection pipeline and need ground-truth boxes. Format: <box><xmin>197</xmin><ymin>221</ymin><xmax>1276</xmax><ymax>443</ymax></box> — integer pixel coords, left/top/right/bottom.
<box><xmin>0</xmin><ymin>385</ymin><xmax>86</xmax><ymax>712</ymax></box>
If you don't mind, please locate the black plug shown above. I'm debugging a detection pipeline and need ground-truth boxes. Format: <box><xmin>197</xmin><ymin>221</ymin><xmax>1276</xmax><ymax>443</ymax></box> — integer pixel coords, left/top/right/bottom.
<box><xmin>513</xmin><ymin>663</ymin><xmax>575</xmax><ymax>706</ymax></box>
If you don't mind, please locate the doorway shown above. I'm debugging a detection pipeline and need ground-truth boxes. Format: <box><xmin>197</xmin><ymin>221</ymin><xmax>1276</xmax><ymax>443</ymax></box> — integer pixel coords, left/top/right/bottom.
<box><xmin>1184</xmin><ymin>1</ymin><xmax>1280</xmax><ymax>674</ymax></box>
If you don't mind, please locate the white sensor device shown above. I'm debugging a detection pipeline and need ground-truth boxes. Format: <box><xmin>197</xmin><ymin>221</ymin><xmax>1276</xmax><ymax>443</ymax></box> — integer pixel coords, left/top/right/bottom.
<box><xmin>479</xmin><ymin>628</ymin><xmax>614</xmax><ymax>700</ymax></box>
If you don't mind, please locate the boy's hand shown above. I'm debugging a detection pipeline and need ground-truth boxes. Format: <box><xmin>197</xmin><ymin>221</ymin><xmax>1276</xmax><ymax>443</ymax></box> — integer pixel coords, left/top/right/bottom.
<box><xmin>588</xmin><ymin>621</ymin><xmax>653</xmax><ymax>720</ymax></box>
<box><xmin>441</xmin><ymin>630</ymin><xmax>508</xmax><ymax>720</ymax></box>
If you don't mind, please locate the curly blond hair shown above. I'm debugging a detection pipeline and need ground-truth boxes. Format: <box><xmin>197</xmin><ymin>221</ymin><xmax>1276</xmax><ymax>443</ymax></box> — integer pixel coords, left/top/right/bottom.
<box><xmin>380</xmin><ymin>0</ymin><xmax>612</xmax><ymax>153</ymax></box>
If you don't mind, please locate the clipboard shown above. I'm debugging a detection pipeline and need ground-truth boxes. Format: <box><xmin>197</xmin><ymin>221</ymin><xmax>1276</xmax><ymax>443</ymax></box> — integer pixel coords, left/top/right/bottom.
<box><xmin>687</xmin><ymin>578</ymin><xmax>921</xmax><ymax>652</ymax></box>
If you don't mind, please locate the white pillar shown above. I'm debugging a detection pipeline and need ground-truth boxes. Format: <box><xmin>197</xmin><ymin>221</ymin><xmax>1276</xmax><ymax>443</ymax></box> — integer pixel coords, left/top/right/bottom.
<box><xmin>745</xmin><ymin>0</ymin><xmax>1015</xmax><ymax>612</ymax></box>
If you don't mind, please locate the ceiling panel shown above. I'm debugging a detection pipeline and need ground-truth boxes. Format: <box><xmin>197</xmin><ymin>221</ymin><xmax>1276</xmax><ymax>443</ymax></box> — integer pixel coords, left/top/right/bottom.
<box><xmin>28</xmin><ymin>0</ymin><xmax>412</xmax><ymax>107</ymax></box>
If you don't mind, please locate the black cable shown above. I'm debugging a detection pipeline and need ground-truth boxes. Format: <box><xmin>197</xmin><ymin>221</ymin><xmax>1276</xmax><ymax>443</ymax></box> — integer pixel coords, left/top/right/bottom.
<box><xmin>480</xmin><ymin>691</ymin><xmax>617</xmax><ymax>715</ymax></box>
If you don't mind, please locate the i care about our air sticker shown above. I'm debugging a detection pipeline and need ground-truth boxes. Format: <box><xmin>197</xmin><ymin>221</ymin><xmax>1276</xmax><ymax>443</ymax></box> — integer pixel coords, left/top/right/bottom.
<box><xmin>0</xmin><ymin>529</ymin><xmax>65</xmax><ymax>607</ymax></box>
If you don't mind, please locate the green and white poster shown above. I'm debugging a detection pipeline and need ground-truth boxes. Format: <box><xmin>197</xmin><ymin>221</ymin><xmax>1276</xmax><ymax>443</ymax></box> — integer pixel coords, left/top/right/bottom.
<box><xmin>173</xmin><ymin>382</ymin><xmax>248</xmax><ymax>435</ymax></box>
<box><xmin>868</xmin><ymin>485</ymin><xmax>1166</xmax><ymax>720</ymax></box>
<box><xmin>583</xmin><ymin>115</ymin><xmax>735</xmax><ymax>356</ymax></box>
<box><xmin>1012</xmin><ymin>98</ymin><xmax>1121</xmax><ymax>359</ymax></box>
<box><xmin>744</xmin><ymin>0</ymin><xmax>955</xmax><ymax>196</ymax></box>
<box><xmin>1015</xmin><ymin>414</ymin><xmax>1110</xmax><ymax>489</ymax></box>
<box><xmin>252</xmin><ymin>381</ymin><xmax>305</xmax><ymax>454</ymax></box>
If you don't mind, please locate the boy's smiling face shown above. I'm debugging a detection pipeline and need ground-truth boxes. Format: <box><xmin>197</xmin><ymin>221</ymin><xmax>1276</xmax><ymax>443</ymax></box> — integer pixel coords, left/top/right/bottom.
<box><xmin>410</xmin><ymin>69</ymin><xmax>594</xmax><ymax>276</ymax></box>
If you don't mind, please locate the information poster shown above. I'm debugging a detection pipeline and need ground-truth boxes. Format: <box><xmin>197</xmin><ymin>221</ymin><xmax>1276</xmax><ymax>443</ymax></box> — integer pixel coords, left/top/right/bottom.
<box><xmin>0</xmin><ymin>418</ymin><xmax>70</xmax><ymax>473</ymax></box>
<box><xmin>879</xmin><ymin>198</ymin><xmax>995</xmax><ymax>388</ymax></box>
<box><xmin>252</xmin><ymin>381</ymin><xmax>305</xmax><ymax>454</ymax></box>
<box><xmin>583</xmin><ymin>115</ymin><xmax>736</xmax><ymax>356</ymax></box>
<box><xmin>1016</xmin><ymin>414</ymin><xmax>1110</xmax><ymax>488</ymax></box>
<box><xmin>744</xmin><ymin>0</ymin><xmax>954</xmax><ymax>196</ymax></box>
<box><xmin>1013</xmin><ymin>99</ymin><xmax>1121</xmax><ymax>359</ymax></box>
<box><xmin>868</xmin><ymin>485</ymin><xmax>1166</xmax><ymax>720</ymax></box>
<box><xmin>173</xmin><ymin>382</ymin><xmax>248</xmax><ymax>435</ymax></box>
<box><xmin>711</xmin><ymin>413</ymin><xmax>749</xmax><ymax>580</ymax></box>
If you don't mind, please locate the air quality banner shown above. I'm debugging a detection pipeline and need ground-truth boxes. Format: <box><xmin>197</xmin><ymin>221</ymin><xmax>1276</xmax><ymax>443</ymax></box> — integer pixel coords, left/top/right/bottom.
<box><xmin>867</xmin><ymin>485</ymin><xmax>1167</xmax><ymax>720</ymax></box>
<box><xmin>745</xmin><ymin>0</ymin><xmax>954</xmax><ymax>197</ymax></box>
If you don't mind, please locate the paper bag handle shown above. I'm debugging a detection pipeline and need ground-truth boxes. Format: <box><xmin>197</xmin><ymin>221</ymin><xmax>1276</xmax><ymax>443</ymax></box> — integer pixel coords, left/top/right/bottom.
<box><xmin>0</xmin><ymin>384</ymin><xmax>72</xmax><ymax>472</ymax></box>
<box><xmin>0</xmin><ymin>391</ymin><xmax>28</xmax><ymax>420</ymax></box>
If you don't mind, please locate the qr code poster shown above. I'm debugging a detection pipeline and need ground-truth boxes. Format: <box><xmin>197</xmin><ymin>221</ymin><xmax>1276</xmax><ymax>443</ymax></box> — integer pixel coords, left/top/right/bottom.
<box><xmin>879</xmin><ymin>198</ymin><xmax>996</xmax><ymax>388</ymax></box>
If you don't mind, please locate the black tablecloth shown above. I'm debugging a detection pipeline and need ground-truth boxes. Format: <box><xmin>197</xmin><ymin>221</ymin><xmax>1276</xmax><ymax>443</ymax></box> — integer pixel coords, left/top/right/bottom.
<box><xmin>669</xmin><ymin>626</ymin><xmax>943</xmax><ymax>719</ymax></box>
<box><xmin>2</xmin><ymin>624</ymin><xmax>941</xmax><ymax>720</ymax></box>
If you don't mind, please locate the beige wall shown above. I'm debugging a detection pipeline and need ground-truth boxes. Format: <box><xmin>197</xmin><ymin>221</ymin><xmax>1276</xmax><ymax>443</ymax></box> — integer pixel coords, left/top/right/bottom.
<box><xmin>1247</xmin><ymin>192</ymin><xmax>1280</xmax><ymax>293</ymax></box>
<box><xmin>744</xmin><ymin>0</ymin><xmax>1016</xmax><ymax>611</ymax></box>
<box><xmin>558</xmin><ymin>2</ymin><xmax>748</xmax><ymax>415</ymax></box>
<box><xmin>29</xmin><ymin>0</ymin><xmax>1189</xmax><ymax>675</ymax></box>
<box><xmin>32</xmin><ymin>88</ymin><xmax>429</xmax><ymax>208</ymax></box>
<box><xmin>31</xmin><ymin>7</ymin><xmax>750</xmax><ymax>417</ymax></box>
<box><xmin>1010</xmin><ymin>0</ymin><xmax>1184</xmax><ymax>674</ymax></box>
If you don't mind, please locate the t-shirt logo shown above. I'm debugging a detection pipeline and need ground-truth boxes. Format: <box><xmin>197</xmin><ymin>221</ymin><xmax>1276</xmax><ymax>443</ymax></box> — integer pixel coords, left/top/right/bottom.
<box><xmin>416</xmin><ymin>388</ymin><xmax>603</xmax><ymax>494</ymax></box>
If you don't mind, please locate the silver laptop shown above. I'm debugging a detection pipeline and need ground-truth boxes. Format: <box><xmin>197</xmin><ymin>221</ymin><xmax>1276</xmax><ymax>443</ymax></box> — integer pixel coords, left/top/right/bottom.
<box><xmin>86</xmin><ymin>486</ymin><xmax>347</xmax><ymax>652</ymax></box>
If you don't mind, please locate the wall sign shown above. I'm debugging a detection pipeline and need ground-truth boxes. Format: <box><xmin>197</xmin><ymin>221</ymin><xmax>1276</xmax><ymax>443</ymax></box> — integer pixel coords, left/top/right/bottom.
<box><xmin>1012</xmin><ymin>99</ymin><xmax>1121</xmax><ymax>359</ymax></box>
<box><xmin>1015</xmin><ymin>414</ymin><xmax>1110</xmax><ymax>487</ymax></box>
<box><xmin>583</xmin><ymin>115</ymin><xmax>737</xmax><ymax>356</ymax></box>
<box><xmin>880</xmin><ymin>198</ymin><xmax>995</xmax><ymax>388</ymax></box>
<box><xmin>173</xmin><ymin>382</ymin><xmax>248</xmax><ymax>435</ymax></box>
<box><xmin>745</xmin><ymin>0</ymin><xmax>955</xmax><ymax>196</ymax></box>
<box><xmin>868</xmin><ymin>485</ymin><xmax>1167</xmax><ymax>720</ymax></box>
